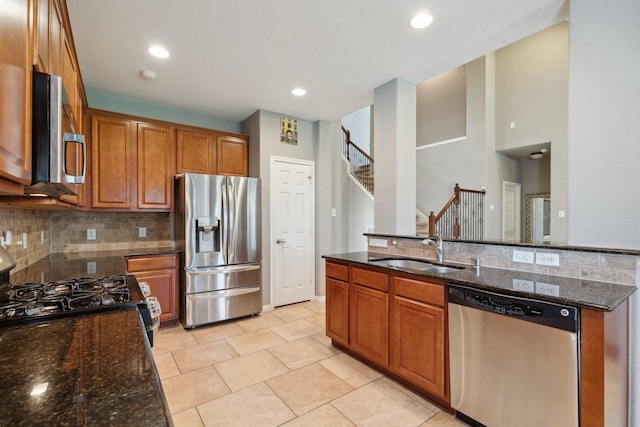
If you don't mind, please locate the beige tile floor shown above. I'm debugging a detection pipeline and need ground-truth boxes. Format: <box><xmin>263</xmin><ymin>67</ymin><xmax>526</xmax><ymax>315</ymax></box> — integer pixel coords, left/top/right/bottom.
<box><xmin>152</xmin><ymin>301</ymin><xmax>469</xmax><ymax>427</ymax></box>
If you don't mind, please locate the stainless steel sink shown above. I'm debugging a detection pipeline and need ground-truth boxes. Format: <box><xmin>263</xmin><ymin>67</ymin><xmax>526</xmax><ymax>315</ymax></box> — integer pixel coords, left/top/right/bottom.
<box><xmin>368</xmin><ymin>257</ymin><xmax>465</xmax><ymax>274</ymax></box>
<box><xmin>423</xmin><ymin>266</ymin><xmax>458</xmax><ymax>274</ymax></box>
<box><xmin>369</xmin><ymin>259</ymin><xmax>434</xmax><ymax>270</ymax></box>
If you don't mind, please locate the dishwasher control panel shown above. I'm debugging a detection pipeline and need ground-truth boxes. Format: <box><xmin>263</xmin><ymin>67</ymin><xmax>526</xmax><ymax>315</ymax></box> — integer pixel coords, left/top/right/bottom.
<box><xmin>448</xmin><ymin>285</ymin><xmax>579</xmax><ymax>332</ymax></box>
<box><xmin>464</xmin><ymin>292</ymin><xmax>543</xmax><ymax>317</ymax></box>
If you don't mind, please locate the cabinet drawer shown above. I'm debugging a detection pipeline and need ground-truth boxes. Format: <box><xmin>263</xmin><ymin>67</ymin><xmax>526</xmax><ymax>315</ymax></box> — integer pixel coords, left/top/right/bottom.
<box><xmin>126</xmin><ymin>254</ymin><xmax>177</xmax><ymax>272</ymax></box>
<box><xmin>394</xmin><ymin>276</ymin><xmax>444</xmax><ymax>307</ymax></box>
<box><xmin>326</xmin><ymin>261</ymin><xmax>349</xmax><ymax>281</ymax></box>
<box><xmin>352</xmin><ymin>266</ymin><xmax>388</xmax><ymax>292</ymax></box>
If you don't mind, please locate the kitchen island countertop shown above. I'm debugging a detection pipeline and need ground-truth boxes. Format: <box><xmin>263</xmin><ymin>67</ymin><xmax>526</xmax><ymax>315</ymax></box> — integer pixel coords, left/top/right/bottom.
<box><xmin>0</xmin><ymin>307</ymin><xmax>172</xmax><ymax>426</ymax></box>
<box><xmin>323</xmin><ymin>252</ymin><xmax>636</xmax><ymax>311</ymax></box>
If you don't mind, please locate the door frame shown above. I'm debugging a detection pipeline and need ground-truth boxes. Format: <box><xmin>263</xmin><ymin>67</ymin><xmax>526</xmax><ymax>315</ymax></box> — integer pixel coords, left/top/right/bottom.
<box><xmin>269</xmin><ymin>155</ymin><xmax>316</xmax><ymax>308</ymax></box>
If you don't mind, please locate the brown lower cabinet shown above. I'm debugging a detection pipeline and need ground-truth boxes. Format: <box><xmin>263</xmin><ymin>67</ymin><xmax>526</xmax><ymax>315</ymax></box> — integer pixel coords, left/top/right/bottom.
<box><xmin>125</xmin><ymin>253</ymin><xmax>179</xmax><ymax>328</ymax></box>
<box><xmin>326</xmin><ymin>259</ymin><xmax>630</xmax><ymax>426</ymax></box>
<box><xmin>391</xmin><ymin>276</ymin><xmax>447</xmax><ymax>401</ymax></box>
<box><xmin>325</xmin><ymin>261</ymin><xmax>448</xmax><ymax>405</ymax></box>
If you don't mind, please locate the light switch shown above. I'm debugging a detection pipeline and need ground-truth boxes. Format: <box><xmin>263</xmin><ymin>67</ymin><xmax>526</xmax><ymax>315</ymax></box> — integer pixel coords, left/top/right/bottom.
<box><xmin>558</xmin><ymin>210</ymin><xmax>565</xmax><ymax>218</ymax></box>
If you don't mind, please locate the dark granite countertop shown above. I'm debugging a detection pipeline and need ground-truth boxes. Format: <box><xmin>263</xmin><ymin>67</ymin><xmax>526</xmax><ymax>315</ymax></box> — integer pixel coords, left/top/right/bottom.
<box><xmin>323</xmin><ymin>252</ymin><xmax>636</xmax><ymax>311</ymax></box>
<box><xmin>10</xmin><ymin>248</ymin><xmax>180</xmax><ymax>284</ymax></box>
<box><xmin>0</xmin><ymin>307</ymin><xmax>172</xmax><ymax>426</ymax></box>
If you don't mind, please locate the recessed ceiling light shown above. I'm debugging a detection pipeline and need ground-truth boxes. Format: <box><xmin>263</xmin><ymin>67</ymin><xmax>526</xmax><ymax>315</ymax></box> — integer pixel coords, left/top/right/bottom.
<box><xmin>148</xmin><ymin>45</ymin><xmax>170</xmax><ymax>58</ymax></box>
<box><xmin>410</xmin><ymin>12</ymin><xmax>434</xmax><ymax>29</ymax></box>
<box><xmin>292</xmin><ymin>88</ymin><xmax>306</xmax><ymax>96</ymax></box>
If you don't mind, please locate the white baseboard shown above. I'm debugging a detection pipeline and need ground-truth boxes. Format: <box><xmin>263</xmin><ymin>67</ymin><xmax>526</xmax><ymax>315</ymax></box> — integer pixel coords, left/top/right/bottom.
<box><xmin>312</xmin><ymin>295</ymin><xmax>326</xmax><ymax>302</ymax></box>
<box><xmin>262</xmin><ymin>305</ymin><xmax>273</xmax><ymax>312</ymax></box>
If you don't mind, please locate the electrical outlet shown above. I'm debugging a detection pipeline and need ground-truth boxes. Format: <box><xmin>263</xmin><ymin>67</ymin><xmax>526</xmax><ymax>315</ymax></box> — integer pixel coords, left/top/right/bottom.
<box><xmin>139</xmin><ymin>227</ymin><xmax>147</xmax><ymax>238</ymax></box>
<box><xmin>536</xmin><ymin>282</ymin><xmax>560</xmax><ymax>296</ymax></box>
<box><xmin>87</xmin><ymin>229</ymin><xmax>96</xmax><ymax>240</ymax></box>
<box><xmin>512</xmin><ymin>249</ymin><xmax>534</xmax><ymax>264</ymax></box>
<box><xmin>536</xmin><ymin>252</ymin><xmax>560</xmax><ymax>266</ymax></box>
<box><xmin>22</xmin><ymin>232</ymin><xmax>27</xmax><ymax>249</ymax></box>
<box><xmin>41</xmin><ymin>231</ymin><xmax>45</xmax><ymax>245</ymax></box>
<box><xmin>512</xmin><ymin>279</ymin><xmax>534</xmax><ymax>292</ymax></box>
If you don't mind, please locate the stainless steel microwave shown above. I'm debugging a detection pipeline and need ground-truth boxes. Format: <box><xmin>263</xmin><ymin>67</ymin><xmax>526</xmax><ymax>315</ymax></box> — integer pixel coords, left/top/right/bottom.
<box><xmin>27</xmin><ymin>71</ymin><xmax>86</xmax><ymax>197</ymax></box>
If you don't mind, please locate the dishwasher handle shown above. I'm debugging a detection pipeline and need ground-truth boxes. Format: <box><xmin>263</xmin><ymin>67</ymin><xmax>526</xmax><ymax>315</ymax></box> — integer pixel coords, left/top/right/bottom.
<box><xmin>448</xmin><ymin>284</ymin><xmax>579</xmax><ymax>333</ymax></box>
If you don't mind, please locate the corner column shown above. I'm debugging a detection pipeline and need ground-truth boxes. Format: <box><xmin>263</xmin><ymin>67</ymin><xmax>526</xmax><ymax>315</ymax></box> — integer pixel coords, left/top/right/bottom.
<box><xmin>373</xmin><ymin>78</ymin><xmax>417</xmax><ymax>235</ymax></box>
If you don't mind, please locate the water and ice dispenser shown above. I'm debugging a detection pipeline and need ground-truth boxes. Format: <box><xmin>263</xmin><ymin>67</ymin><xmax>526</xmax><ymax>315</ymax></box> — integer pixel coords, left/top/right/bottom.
<box><xmin>196</xmin><ymin>217</ymin><xmax>220</xmax><ymax>253</ymax></box>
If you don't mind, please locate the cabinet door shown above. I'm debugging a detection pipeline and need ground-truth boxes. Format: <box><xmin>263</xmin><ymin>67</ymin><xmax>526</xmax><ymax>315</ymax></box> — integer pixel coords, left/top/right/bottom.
<box><xmin>91</xmin><ymin>114</ymin><xmax>133</xmax><ymax>209</ymax></box>
<box><xmin>58</xmin><ymin>33</ymin><xmax>84</xmax><ymax>206</ymax></box>
<box><xmin>0</xmin><ymin>0</ymin><xmax>33</xmax><ymax>188</ymax></box>
<box><xmin>176</xmin><ymin>128</ymin><xmax>216</xmax><ymax>174</ymax></box>
<box><xmin>217</xmin><ymin>135</ymin><xmax>248</xmax><ymax>176</ymax></box>
<box><xmin>350</xmin><ymin>283</ymin><xmax>389</xmax><ymax>367</ymax></box>
<box><xmin>125</xmin><ymin>254</ymin><xmax>179</xmax><ymax>328</ymax></box>
<box><xmin>392</xmin><ymin>295</ymin><xmax>447</xmax><ymax>399</ymax></box>
<box><xmin>326</xmin><ymin>277</ymin><xmax>349</xmax><ymax>346</ymax></box>
<box><xmin>132</xmin><ymin>269</ymin><xmax>178</xmax><ymax>328</ymax></box>
<box><xmin>34</xmin><ymin>0</ymin><xmax>49</xmax><ymax>71</ymax></box>
<box><xmin>48</xmin><ymin>0</ymin><xmax>62</xmax><ymax>76</ymax></box>
<box><xmin>137</xmin><ymin>122</ymin><xmax>174</xmax><ymax>210</ymax></box>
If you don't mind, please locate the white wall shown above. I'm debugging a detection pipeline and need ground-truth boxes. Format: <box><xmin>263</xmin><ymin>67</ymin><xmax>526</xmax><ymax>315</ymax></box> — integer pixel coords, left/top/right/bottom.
<box><xmin>341</xmin><ymin>106</ymin><xmax>371</xmax><ymax>154</ymax></box>
<box><xmin>315</xmin><ymin>120</ymin><xmax>345</xmax><ymax>297</ymax></box>
<box><xmin>567</xmin><ymin>1</ymin><xmax>640</xmax><ymax>423</ymax></box>
<box><xmin>242</xmin><ymin>110</ymin><xmax>317</xmax><ymax>306</ymax></box>
<box><xmin>417</xmin><ymin>66</ymin><xmax>466</xmax><ymax>146</ymax></box>
<box><xmin>373</xmin><ymin>79</ymin><xmax>417</xmax><ymax>235</ymax></box>
<box><xmin>495</xmin><ymin>21</ymin><xmax>569</xmax><ymax>242</ymax></box>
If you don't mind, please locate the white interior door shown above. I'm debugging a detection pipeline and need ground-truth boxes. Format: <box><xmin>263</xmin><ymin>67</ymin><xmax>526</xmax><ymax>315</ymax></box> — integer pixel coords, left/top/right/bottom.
<box><xmin>271</xmin><ymin>157</ymin><xmax>315</xmax><ymax>307</ymax></box>
<box><xmin>502</xmin><ymin>181</ymin><xmax>521</xmax><ymax>241</ymax></box>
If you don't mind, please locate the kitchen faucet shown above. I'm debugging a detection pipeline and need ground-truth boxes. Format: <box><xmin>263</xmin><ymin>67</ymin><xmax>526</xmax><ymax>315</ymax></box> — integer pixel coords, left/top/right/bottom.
<box><xmin>422</xmin><ymin>234</ymin><xmax>444</xmax><ymax>264</ymax></box>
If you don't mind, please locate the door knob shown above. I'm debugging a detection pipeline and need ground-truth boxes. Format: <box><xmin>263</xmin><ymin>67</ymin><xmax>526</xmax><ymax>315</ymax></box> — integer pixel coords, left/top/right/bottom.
<box><xmin>276</xmin><ymin>238</ymin><xmax>286</xmax><ymax>244</ymax></box>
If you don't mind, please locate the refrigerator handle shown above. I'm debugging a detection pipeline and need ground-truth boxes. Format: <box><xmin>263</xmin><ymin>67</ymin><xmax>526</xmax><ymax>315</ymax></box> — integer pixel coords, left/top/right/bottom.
<box><xmin>221</xmin><ymin>177</ymin><xmax>229</xmax><ymax>261</ymax></box>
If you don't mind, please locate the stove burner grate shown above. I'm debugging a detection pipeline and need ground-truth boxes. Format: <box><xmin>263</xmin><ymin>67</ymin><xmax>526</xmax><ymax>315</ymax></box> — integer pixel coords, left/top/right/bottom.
<box><xmin>0</xmin><ymin>275</ymin><xmax>134</xmax><ymax>323</ymax></box>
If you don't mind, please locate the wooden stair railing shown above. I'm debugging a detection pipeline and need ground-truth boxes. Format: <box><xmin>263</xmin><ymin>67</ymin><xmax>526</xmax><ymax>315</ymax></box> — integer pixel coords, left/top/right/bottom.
<box><xmin>428</xmin><ymin>183</ymin><xmax>485</xmax><ymax>239</ymax></box>
<box><xmin>342</xmin><ymin>126</ymin><xmax>374</xmax><ymax>195</ymax></box>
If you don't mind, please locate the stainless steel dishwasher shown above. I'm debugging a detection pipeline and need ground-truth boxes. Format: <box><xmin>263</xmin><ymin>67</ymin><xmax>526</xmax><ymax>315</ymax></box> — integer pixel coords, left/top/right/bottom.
<box><xmin>448</xmin><ymin>285</ymin><xmax>580</xmax><ymax>427</ymax></box>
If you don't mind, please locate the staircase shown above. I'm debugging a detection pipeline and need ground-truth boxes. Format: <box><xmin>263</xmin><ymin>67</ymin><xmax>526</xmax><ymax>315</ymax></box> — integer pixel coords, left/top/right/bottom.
<box><xmin>341</xmin><ymin>127</ymin><xmax>484</xmax><ymax>239</ymax></box>
<box><xmin>342</xmin><ymin>126</ymin><xmax>374</xmax><ymax>195</ymax></box>
<box><xmin>426</xmin><ymin>183</ymin><xmax>486</xmax><ymax>240</ymax></box>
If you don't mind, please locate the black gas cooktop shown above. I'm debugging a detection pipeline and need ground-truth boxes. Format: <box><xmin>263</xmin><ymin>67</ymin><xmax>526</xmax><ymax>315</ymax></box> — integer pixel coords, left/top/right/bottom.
<box><xmin>0</xmin><ymin>274</ymin><xmax>147</xmax><ymax>327</ymax></box>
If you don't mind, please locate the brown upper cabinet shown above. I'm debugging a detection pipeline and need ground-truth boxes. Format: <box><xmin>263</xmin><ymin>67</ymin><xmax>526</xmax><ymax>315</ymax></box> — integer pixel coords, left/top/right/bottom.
<box><xmin>91</xmin><ymin>113</ymin><xmax>134</xmax><ymax>210</ymax></box>
<box><xmin>90</xmin><ymin>111</ymin><xmax>175</xmax><ymax>212</ymax></box>
<box><xmin>176</xmin><ymin>128</ymin><xmax>249</xmax><ymax>177</ymax></box>
<box><xmin>0</xmin><ymin>0</ymin><xmax>33</xmax><ymax>194</ymax></box>
<box><xmin>217</xmin><ymin>135</ymin><xmax>249</xmax><ymax>176</ymax></box>
<box><xmin>136</xmin><ymin>122</ymin><xmax>174</xmax><ymax>210</ymax></box>
<box><xmin>176</xmin><ymin>128</ymin><xmax>216</xmax><ymax>174</ymax></box>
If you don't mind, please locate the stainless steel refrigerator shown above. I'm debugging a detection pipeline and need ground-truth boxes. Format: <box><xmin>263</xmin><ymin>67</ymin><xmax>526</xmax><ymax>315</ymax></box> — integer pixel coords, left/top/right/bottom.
<box><xmin>174</xmin><ymin>173</ymin><xmax>261</xmax><ymax>328</ymax></box>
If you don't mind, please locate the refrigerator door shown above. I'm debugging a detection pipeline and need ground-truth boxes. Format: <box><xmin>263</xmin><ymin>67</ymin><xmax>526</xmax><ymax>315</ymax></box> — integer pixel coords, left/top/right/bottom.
<box><xmin>184</xmin><ymin>174</ymin><xmax>226</xmax><ymax>268</ymax></box>
<box><xmin>224</xmin><ymin>176</ymin><xmax>261</xmax><ymax>265</ymax></box>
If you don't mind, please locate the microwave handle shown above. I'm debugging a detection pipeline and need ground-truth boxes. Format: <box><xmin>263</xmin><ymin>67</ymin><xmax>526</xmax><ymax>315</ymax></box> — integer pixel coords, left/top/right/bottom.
<box><xmin>63</xmin><ymin>132</ymin><xmax>86</xmax><ymax>184</ymax></box>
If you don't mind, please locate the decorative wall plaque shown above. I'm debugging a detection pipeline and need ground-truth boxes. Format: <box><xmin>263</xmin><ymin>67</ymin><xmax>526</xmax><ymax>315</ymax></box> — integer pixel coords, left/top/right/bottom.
<box><xmin>280</xmin><ymin>117</ymin><xmax>298</xmax><ymax>145</ymax></box>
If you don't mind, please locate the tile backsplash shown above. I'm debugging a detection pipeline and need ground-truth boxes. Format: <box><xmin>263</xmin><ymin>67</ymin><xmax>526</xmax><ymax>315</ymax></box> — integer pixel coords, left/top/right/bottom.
<box><xmin>0</xmin><ymin>207</ymin><xmax>50</xmax><ymax>271</ymax></box>
<box><xmin>368</xmin><ymin>236</ymin><xmax>640</xmax><ymax>287</ymax></box>
<box><xmin>0</xmin><ymin>206</ymin><xmax>172</xmax><ymax>271</ymax></box>
<box><xmin>50</xmin><ymin>211</ymin><xmax>171</xmax><ymax>253</ymax></box>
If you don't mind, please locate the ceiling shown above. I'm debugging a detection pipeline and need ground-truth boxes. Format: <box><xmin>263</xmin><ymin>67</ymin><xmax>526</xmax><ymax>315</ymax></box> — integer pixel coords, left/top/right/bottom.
<box><xmin>66</xmin><ymin>0</ymin><xmax>567</xmax><ymax>124</ymax></box>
